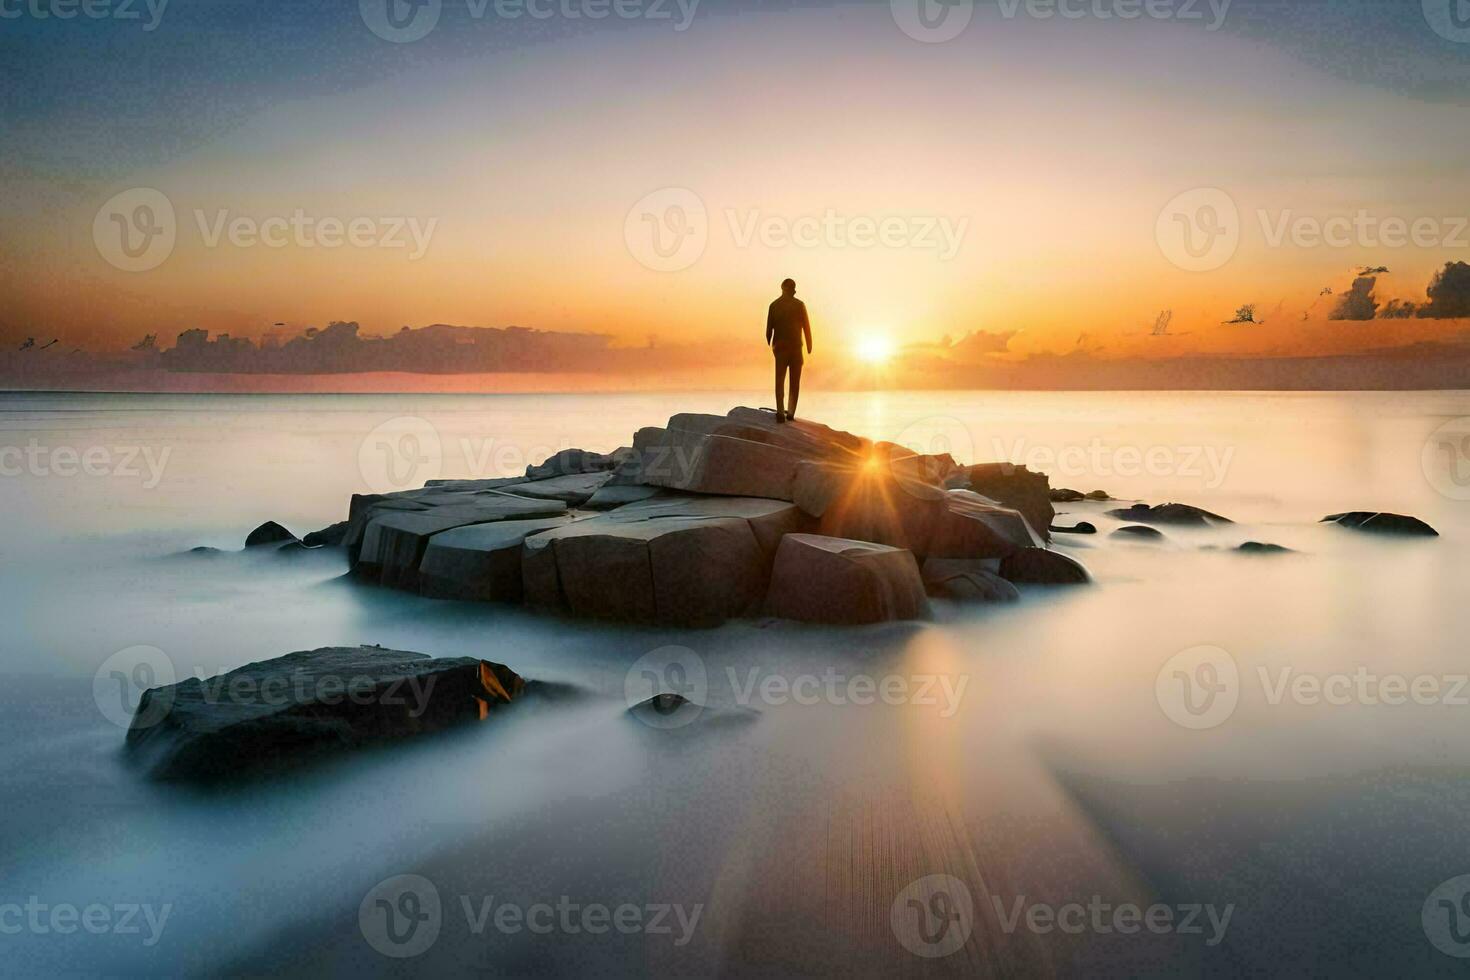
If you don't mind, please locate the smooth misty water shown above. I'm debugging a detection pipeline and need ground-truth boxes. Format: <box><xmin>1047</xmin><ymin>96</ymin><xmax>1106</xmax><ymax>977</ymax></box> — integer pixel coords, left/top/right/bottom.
<box><xmin>2</xmin><ymin>389</ymin><xmax>1470</xmax><ymax>977</ymax></box>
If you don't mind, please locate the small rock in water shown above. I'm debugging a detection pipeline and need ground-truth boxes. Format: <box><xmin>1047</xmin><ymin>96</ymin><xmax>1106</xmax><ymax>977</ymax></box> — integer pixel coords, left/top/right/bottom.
<box><xmin>998</xmin><ymin>547</ymin><xmax>1092</xmax><ymax>585</ymax></box>
<box><xmin>1050</xmin><ymin>521</ymin><xmax>1096</xmax><ymax>535</ymax></box>
<box><xmin>1084</xmin><ymin>490</ymin><xmax>1112</xmax><ymax>501</ymax></box>
<box><xmin>1050</xmin><ymin>488</ymin><xmax>1084</xmax><ymax>502</ymax></box>
<box><xmin>1236</xmin><ymin>541</ymin><xmax>1293</xmax><ymax>554</ymax></box>
<box><xmin>302</xmin><ymin>520</ymin><xmax>350</xmax><ymax>548</ymax></box>
<box><xmin>1111</xmin><ymin>524</ymin><xmax>1165</xmax><ymax>540</ymax></box>
<box><xmin>1106</xmin><ymin>502</ymin><xmax>1231</xmax><ymax>527</ymax></box>
<box><xmin>1320</xmin><ymin>512</ymin><xmax>1438</xmax><ymax>537</ymax></box>
<box><xmin>921</xmin><ymin>558</ymin><xmax>1020</xmax><ymax>603</ymax></box>
<box><xmin>245</xmin><ymin>521</ymin><xmax>298</xmax><ymax>547</ymax></box>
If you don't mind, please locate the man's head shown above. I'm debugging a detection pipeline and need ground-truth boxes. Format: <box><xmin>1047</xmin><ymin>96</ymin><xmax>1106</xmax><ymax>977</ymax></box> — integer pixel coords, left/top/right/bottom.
<box><xmin>780</xmin><ymin>278</ymin><xmax>796</xmax><ymax>296</ymax></box>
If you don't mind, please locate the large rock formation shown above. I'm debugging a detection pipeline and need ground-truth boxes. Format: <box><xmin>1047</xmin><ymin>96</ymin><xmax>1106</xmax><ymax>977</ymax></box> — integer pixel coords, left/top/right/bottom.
<box><xmin>764</xmin><ymin>533</ymin><xmax>930</xmax><ymax>624</ymax></box>
<box><xmin>310</xmin><ymin>407</ymin><xmax>1082</xmax><ymax>626</ymax></box>
<box><xmin>125</xmin><ymin>646</ymin><xmax>524</xmax><ymax>780</ymax></box>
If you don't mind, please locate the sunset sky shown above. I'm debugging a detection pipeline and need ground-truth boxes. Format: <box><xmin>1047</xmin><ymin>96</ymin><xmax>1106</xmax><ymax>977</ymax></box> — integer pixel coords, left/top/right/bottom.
<box><xmin>4</xmin><ymin>0</ymin><xmax>1470</xmax><ymax>383</ymax></box>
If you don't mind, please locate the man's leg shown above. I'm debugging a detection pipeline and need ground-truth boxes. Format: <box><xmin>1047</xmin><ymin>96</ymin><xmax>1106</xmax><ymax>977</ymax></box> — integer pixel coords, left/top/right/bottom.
<box><xmin>788</xmin><ymin>361</ymin><xmax>803</xmax><ymax>419</ymax></box>
<box><xmin>774</xmin><ymin>356</ymin><xmax>788</xmax><ymax>420</ymax></box>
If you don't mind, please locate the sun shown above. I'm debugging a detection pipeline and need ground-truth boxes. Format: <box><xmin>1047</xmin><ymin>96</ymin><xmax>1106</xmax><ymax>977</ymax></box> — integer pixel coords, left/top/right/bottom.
<box><xmin>854</xmin><ymin>333</ymin><xmax>895</xmax><ymax>365</ymax></box>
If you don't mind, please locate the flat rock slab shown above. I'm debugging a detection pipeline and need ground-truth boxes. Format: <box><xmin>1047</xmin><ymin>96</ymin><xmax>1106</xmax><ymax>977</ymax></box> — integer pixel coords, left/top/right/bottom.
<box><xmin>522</xmin><ymin>496</ymin><xmax>807</xmax><ymax>625</ymax></box>
<box><xmin>765</xmin><ymin>533</ymin><xmax>929</xmax><ymax>624</ymax></box>
<box><xmin>496</xmin><ymin>470</ymin><xmax>613</xmax><ymax>506</ymax></box>
<box><xmin>1321</xmin><ymin>511</ymin><xmax>1438</xmax><ymax>536</ymax></box>
<box><xmin>124</xmin><ymin>646</ymin><xmax>524</xmax><ymax>781</ymax></box>
<box><xmin>358</xmin><ymin>494</ymin><xmax>568</xmax><ymax>588</ymax></box>
<box><xmin>418</xmin><ymin>514</ymin><xmax>588</xmax><ymax>602</ymax></box>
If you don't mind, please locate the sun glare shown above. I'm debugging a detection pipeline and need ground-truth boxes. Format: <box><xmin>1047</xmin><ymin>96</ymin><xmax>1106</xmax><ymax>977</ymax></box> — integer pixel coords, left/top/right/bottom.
<box><xmin>854</xmin><ymin>334</ymin><xmax>895</xmax><ymax>365</ymax></box>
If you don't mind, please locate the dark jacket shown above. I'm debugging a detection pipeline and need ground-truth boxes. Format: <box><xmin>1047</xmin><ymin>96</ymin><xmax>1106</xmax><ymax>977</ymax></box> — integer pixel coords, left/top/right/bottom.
<box><xmin>766</xmin><ymin>295</ymin><xmax>812</xmax><ymax>358</ymax></box>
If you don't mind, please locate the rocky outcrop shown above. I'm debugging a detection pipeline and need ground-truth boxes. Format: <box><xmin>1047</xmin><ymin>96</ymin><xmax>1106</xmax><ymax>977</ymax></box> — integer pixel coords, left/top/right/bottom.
<box><xmin>302</xmin><ymin>520</ymin><xmax>350</xmax><ymax>548</ymax></box>
<box><xmin>920</xmin><ymin>558</ymin><xmax>1020</xmax><ymax>603</ymax></box>
<box><xmin>125</xmin><ymin>646</ymin><xmax>524</xmax><ymax>780</ymax></box>
<box><xmin>1106</xmin><ymin>502</ymin><xmax>1232</xmax><ymax>527</ymax></box>
<box><xmin>524</xmin><ymin>447</ymin><xmax>628</xmax><ymax>481</ymax></box>
<box><xmin>998</xmin><ymin>548</ymin><xmax>1092</xmax><ymax>585</ymax></box>
<box><xmin>245</xmin><ymin>521</ymin><xmax>297</xmax><ymax>547</ymax></box>
<box><xmin>419</xmin><ymin>514</ymin><xmax>587</xmax><ymax>602</ymax></box>
<box><xmin>1320</xmin><ymin>512</ymin><xmax>1438</xmax><ymax>536</ymax></box>
<box><xmin>961</xmin><ymin>463</ymin><xmax>1053</xmax><ymax>543</ymax></box>
<box><xmin>1237</xmin><ymin>541</ymin><xmax>1293</xmax><ymax>554</ymax></box>
<box><xmin>764</xmin><ymin>534</ymin><xmax>929</xmax><ymax>624</ymax></box>
<box><xmin>523</xmin><ymin>495</ymin><xmax>810</xmax><ymax>625</ymax></box>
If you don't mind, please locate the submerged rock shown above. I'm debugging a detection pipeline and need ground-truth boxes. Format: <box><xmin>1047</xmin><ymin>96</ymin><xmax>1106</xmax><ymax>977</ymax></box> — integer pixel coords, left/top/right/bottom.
<box><xmin>998</xmin><ymin>547</ymin><xmax>1092</xmax><ymax>585</ymax></box>
<box><xmin>1320</xmin><ymin>512</ymin><xmax>1438</xmax><ymax>537</ymax></box>
<box><xmin>124</xmin><ymin>646</ymin><xmax>524</xmax><ymax>781</ymax></box>
<box><xmin>920</xmin><ymin>557</ymin><xmax>1020</xmax><ymax>603</ymax></box>
<box><xmin>1237</xmin><ymin>541</ymin><xmax>1293</xmax><ymax>554</ymax></box>
<box><xmin>1051</xmin><ymin>521</ymin><xmax>1096</xmax><ymax>535</ymax></box>
<box><xmin>1111</xmin><ymin>524</ymin><xmax>1165</xmax><ymax>540</ymax></box>
<box><xmin>245</xmin><ymin>521</ymin><xmax>297</xmax><ymax>547</ymax></box>
<box><xmin>764</xmin><ymin>533</ymin><xmax>929</xmax><ymax>624</ymax></box>
<box><xmin>1106</xmin><ymin>502</ymin><xmax>1232</xmax><ymax>527</ymax></box>
<box><xmin>1050</xmin><ymin>488</ymin><xmax>1085</xmax><ymax>502</ymax></box>
<box><xmin>1084</xmin><ymin>490</ymin><xmax>1112</xmax><ymax>501</ymax></box>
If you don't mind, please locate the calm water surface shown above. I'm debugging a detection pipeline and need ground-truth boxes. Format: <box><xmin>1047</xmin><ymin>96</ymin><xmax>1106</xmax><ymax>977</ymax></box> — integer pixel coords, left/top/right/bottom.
<box><xmin>2</xmin><ymin>389</ymin><xmax>1469</xmax><ymax>977</ymax></box>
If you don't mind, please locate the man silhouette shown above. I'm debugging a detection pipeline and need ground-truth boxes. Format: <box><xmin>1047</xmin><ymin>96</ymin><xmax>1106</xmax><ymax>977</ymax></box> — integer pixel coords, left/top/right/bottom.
<box><xmin>766</xmin><ymin>278</ymin><xmax>812</xmax><ymax>423</ymax></box>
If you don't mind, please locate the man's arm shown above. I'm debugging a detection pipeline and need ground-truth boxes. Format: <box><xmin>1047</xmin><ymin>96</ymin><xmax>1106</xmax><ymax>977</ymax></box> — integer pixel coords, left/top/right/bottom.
<box><xmin>800</xmin><ymin>302</ymin><xmax>812</xmax><ymax>354</ymax></box>
<box><xmin>766</xmin><ymin>304</ymin><xmax>775</xmax><ymax>347</ymax></box>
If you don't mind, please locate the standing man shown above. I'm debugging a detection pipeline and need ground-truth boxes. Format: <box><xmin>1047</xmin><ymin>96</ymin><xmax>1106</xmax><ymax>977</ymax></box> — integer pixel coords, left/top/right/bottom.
<box><xmin>766</xmin><ymin>278</ymin><xmax>812</xmax><ymax>423</ymax></box>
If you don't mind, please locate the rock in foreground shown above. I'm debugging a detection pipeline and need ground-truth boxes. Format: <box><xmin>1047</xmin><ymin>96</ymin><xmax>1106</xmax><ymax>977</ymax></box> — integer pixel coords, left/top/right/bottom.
<box><xmin>765</xmin><ymin>533</ymin><xmax>929</xmax><ymax>624</ymax></box>
<box><xmin>125</xmin><ymin>646</ymin><xmax>524</xmax><ymax>780</ymax></box>
<box><xmin>1321</xmin><ymin>512</ymin><xmax>1438</xmax><ymax>537</ymax></box>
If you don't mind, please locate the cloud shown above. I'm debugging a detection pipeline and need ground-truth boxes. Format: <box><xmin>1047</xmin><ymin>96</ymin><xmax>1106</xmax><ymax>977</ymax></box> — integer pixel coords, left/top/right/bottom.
<box><xmin>1419</xmin><ymin>261</ymin><xmax>1470</xmax><ymax>319</ymax></box>
<box><xmin>1330</xmin><ymin>276</ymin><xmax>1378</xmax><ymax>321</ymax></box>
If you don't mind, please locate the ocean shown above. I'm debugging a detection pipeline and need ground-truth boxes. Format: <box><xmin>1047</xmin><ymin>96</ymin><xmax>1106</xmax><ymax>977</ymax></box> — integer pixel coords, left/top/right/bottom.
<box><xmin>2</xmin><ymin>388</ymin><xmax>1469</xmax><ymax>976</ymax></box>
